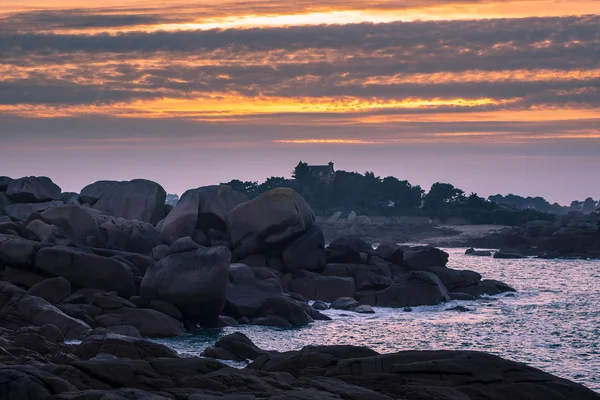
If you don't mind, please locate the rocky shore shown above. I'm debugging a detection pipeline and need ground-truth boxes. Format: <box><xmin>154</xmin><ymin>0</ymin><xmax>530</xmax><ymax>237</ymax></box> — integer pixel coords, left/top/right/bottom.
<box><xmin>467</xmin><ymin>212</ymin><xmax>600</xmax><ymax>259</ymax></box>
<box><xmin>317</xmin><ymin>213</ymin><xmax>462</xmax><ymax>245</ymax></box>
<box><xmin>0</xmin><ymin>175</ymin><xmax>597</xmax><ymax>398</ymax></box>
<box><xmin>1</xmin><ymin>328</ymin><xmax>599</xmax><ymax>399</ymax></box>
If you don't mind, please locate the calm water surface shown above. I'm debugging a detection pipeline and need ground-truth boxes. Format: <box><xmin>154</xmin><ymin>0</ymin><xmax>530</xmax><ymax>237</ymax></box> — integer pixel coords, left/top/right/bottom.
<box><xmin>157</xmin><ymin>248</ymin><xmax>600</xmax><ymax>392</ymax></box>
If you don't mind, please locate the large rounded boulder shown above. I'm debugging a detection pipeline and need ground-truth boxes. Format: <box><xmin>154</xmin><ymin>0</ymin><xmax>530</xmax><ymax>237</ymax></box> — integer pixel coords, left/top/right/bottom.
<box><xmin>32</xmin><ymin>205</ymin><xmax>162</xmax><ymax>254</ymax></box>
<box><xmin>30</xmin><ymin>205</ymin><xmax>102</xmax><ymax>240</ymax></box>
<box><xmin>360</xmin><ymin>271</ymin><xmax>451</xmax><ymax>307</ymax></box>
<box><xmin>6</xmin><ymin>176</ymin><xmax>61</xmax><ymax>203</ymax></box>
<box><xmin>282</xmin><ymin>225</ymin><xmax>326</xmax><ymax>272</ymax></box>
<box><xmin>80</xmin><ymin>179</ymin><xmax>166</xmax><ymax>225</ymax></box>
<box><xmin>141</xmin><ymin>246</ymin><xmax>231</xmax><ymax>326</ymax></box>
<box><xmin>0</xmin><ymin>176</ymin><xmax>13</xmax><ymax>191</ymax></box>
<box><xmin>403</xmin><ymin>246</ymin><xmax>449</xmax><ymax>269</ymax></box>
<box><xmin>160</xmin><ymin>185</ymin><xmax>247</xmax><ymax>242</ymax></box>
<box><xmin>35</xmin><ymin>246</ymin><xmax>136</xmax><ymax>298</ymax></box>
<box><xmin>226</xmin><ymin>188</ymin><xmax>315</xmax><ymax>258</ymax></box>
<box><xmin>4</xmin><ymin>201</ymin><xmax>64</xmax><ymax>222</ymax></box>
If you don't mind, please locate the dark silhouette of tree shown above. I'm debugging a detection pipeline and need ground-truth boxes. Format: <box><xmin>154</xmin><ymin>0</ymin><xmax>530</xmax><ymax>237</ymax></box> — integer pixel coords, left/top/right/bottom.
<box><xmin>570</xmin><ymin>200</ymin><xmax>583</xmax><ymax>210</ymax></box>
<box><xmin>220</xmin><ymin>161</ymin><xmax>560</xmax><ymax>225</ymax></box>
<box><xmin>583</xmin><ymin>197</ymin><xmax>598</xmax><ymax>212</ymax></box>
<box><xmin>292</xmin><ymin>161</ymin><xmax>311</xmax><ymax>183</ymax></box>
<box><xmin>488</xmin><ymin>194</ymin><xmax>551</xmax><ymax>211</ymax></box>
<box><xmin>424</xmin><ymin>183</ymin><xmax>465</xmax><ymax>211</ymax></box>
<box><xmin>380</xmin><ymin>176</ymin><xmax>423</xmax><ymax>210</ymax></box>
<box><xmin>221</xmin><ymin>179</ymin><xmax>258</xmax><ymax>197</ymax></box>
<box><xmin>467</xmin><ymin>193</ymin><xmax>486</xmax><ymax>208</ymax></box>
<box><xmin>259</xmin><ymin>177</ymin><xmax>289</xmax><ymax>193</ymax></box>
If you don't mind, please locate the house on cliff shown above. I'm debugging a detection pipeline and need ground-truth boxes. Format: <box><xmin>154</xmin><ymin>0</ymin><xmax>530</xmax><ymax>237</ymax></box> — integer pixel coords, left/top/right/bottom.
<box><xmin>307</xmin><ymin>162</ymin><xmax>336</xmax><ymax>184</ymax></box>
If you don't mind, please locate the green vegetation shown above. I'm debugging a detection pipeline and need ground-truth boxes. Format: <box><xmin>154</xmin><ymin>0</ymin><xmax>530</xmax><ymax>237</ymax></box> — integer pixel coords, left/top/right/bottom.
<box><xmin>489</xmin><ymin>194</ymin><xmax>599</xmax><ymax>214</ymax></box>
<box><xmin>221</xmin><ymin>161</ymin><xmax>595</xmax><ymax>226</ymax></box>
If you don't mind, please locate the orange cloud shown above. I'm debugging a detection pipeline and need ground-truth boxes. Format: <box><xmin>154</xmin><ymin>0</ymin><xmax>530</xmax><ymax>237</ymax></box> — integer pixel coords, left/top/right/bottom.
<box><xmin>274</xmin><ymin>139</ymin><xmax>382</xmax><ymax>144</ymax></box>
<box><xmin>0</xmin><ymin>95</ymin><xmax>516</xmax><ymax>120</ymax></box>
<box><xmin>5</xmin><ymin>0</ymin><xmax>600</xmax><ymax>33</ymax></box>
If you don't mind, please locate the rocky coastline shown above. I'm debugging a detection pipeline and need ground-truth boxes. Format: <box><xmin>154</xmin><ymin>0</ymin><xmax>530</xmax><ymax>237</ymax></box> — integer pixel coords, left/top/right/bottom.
<box><xmin>0</xmin><ymin>175</ymin><xmax>597</xmax><ymax>399</ymax></box>
<box><xmin>466</xmin><ymin>213</ymin><xmax>600</xmax><ymax>259</ymax></box>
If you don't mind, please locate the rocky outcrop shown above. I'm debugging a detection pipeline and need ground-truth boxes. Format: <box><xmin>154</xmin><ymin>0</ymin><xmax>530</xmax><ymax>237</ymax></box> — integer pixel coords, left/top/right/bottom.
<box><xmin>403</xmin><ymin>246</ymin><xmax>449</xmax><ymax>269</ymax></box>
<box><xmin>459</xmin><ymin>279</ymin><xmax>517</xmax><ymax>297</ymax></box>
<box><xmin>6</xmin><ymin>176</ymin><xmax>61</xmax><ymax>203</ymax></box>
<box><xmin>360</xmin><ymin>271</ymin><xmax>451</xmax><ymax>307</ymax></box>
<box><xmin>160</xmin><ymin>185</ymin><xmax>248</xmax><ymax>242</ymax></box>
<box><xmin>141</xmin><ymin>246</ymin><xmax>231</xmax><ymax>326</ymax></box>
<box><xmin>94</xmin><ymin>214</ymin><xmax>162</xmax><ymax>254</ymax></box>
<box><xmin>80</xmin><ymin>179</ymin><xmax>166</xmax><ymax>225</ymax></box>
<box><xmin>0</xmin><ymin>177</ymin><xmax>517</xmax><ymax>337</ymax></box>
<box><xmin>465</xmin><ymin>247</ymin><xmax>492</xmax><ymax>256</ymax></box>
<box><xmin>226</xmin><ymin>188</ymin><xmax>315</xmax><ymax>258</ymax></box>
<box><xmin>95</xmin><ymin>307</ymin><xmax>182</xmax><ymax>337</ymax></box>
<box><xmin>36</xmin><ymin>246</ymin><xmax>136</xmax><ymax>297</ymax></box>
<box><xmin>31</xmin><ymin>204</ymin><xmax>162</xmax><ymax>254</ymax></box>
<box><xmin>27</xmin><ymin>277</ymin><xmax>71</xmax><ymax>304</ymax></box>
<box><xmin>470</xmin><ymin>212</ymin><xmax>600</xmax><ymax>259</ymax></box>
<box><xmin>325</xmin><ymin>235</ymin><xmax>373</xmax><ymax>264</ymax></box>
<box><xmin>282</xmin><ymin>225</ymin><xmax>326</xmax><ymax>272</ymax></box>
<box><xmin>423</xmin><ymin>266</ymin><xmax>481</xmax><ymax>292</ymax></box>
<box><xmin>73</xmin><ymin>329</ymin><xmax>178</xmax><ymax>360</ymax></box>
<box><xmin>0</xmin><ymin>282</ymin><xmax>90</xmax><ymax>339</ymax></box>
<box><xmin>202</xmin><ymin>332</ymin><xmax>267</xmax><ymax>361</ymax></box>
<box><xmin>290</xmin><ymin>276</ymin><xmax>356</xmax><ymax>302</ymax></box>
<box><xmin>0</xmin><ymin>176</ymin><xmax>594</xmax><ymax>400</ymax></box>
<box><xmin>33</xmin><ymin>204</ymin><xmax>102</xmax><ymax>241</ymax></box>
<box><xmin>19</xmin><ymin>332</ymin><xmax>594</xmax><ymax>400</ymax></box>
<box><xmin>4</xmin><ymin>200</ymin><xmax>64</xmax><ymax>221</ymax></box>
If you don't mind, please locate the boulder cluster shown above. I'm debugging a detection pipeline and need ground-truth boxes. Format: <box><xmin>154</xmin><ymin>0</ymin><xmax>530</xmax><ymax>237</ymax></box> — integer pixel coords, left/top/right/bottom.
<box><xmin>0</xmin><ymin>329</ymin><xmax>597</xmax><ymax>399</ymax></box>
<box><xmin>470</xmin><ymin>213</ymin><xmax>600</xmax><ymax>259</ymax></box>
<box><xmin>0</xmin><ymin>176</ymin><xmax>517</xmax><ymax>339</ymax></box>
<box><xmin>318</xmin><ymin>212</ymin><xmax>457</xmax><ymax>245</ymax></box>
<box><xmin>0</xmin><ymin>176</ymin><xmax>597</xmax><ymax>399</ymax></box>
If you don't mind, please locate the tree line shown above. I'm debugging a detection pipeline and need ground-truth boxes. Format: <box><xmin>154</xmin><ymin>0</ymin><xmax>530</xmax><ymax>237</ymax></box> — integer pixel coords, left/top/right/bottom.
<box><xmin>216</xmin><ymin>161</ymin><xmax>600</xmax><ymax>226</ymax></box>
<box><xmin>488</xmin><ymin>194</ymin><xmax>599</xmax><ymax>214</ymax></box>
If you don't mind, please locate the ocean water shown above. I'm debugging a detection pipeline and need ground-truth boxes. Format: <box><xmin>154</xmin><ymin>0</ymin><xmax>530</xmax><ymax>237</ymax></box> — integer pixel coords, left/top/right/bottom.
<box><xmin>156</xmin><ymin>248</ymin><xmax>600</xmax><ymax>392</ymax></box>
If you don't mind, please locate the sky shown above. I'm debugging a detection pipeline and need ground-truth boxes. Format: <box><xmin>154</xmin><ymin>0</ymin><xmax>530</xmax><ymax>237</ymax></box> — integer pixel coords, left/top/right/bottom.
<box><xmin>1</xmin><ymin>1</ymin><xmax>599</xmax><ymax>204</ymax></box>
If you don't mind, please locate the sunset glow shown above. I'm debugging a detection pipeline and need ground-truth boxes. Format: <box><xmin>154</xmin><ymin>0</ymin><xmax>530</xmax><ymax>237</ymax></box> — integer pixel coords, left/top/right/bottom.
<box><xmin>1</xmin><ymin>0</ymin><xmax>599</xmax><ymax>200</ymax></box>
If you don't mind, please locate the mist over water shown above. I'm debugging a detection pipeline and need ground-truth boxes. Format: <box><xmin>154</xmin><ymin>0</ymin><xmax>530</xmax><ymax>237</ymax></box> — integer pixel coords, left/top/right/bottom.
<box><xmin>157</xmin><ymin>249</ymin><xmax>600</xmax><ymax>392</ymax></box>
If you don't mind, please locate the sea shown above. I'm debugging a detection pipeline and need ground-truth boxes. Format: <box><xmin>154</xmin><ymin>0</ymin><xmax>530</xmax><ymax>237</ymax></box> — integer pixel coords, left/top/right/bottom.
<box><xmin>155</xmin><ymin>248</ymin><xmax>600</xmax><ymax>392</ymax></box>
